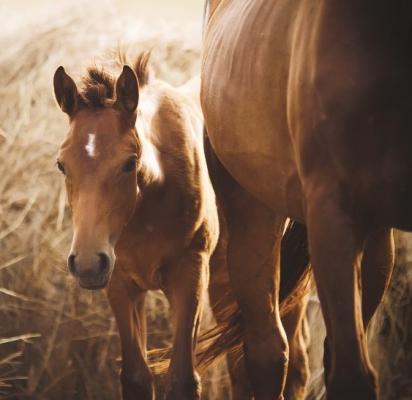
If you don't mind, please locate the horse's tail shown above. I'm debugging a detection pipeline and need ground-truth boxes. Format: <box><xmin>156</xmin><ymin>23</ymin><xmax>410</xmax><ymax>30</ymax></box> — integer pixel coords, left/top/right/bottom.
<box><xmin>196</xmin><ymin>220</ymin><xmax>311</xmax><ymax>371</ymax></box>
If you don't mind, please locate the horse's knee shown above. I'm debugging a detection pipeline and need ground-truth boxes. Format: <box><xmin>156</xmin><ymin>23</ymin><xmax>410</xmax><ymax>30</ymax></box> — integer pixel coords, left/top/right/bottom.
<box><xmin>165</xmin><ymin>371</ymin><xmax>201</xmax><ymax>400</ymax></box>
<box><xmin>245</xmin><ymin>324</ymin><xmax>288</xmax><ymax>364</ymax></box>
<box><xmin>120</xmin><ymin>369</ymin><xmax>154</xmax><ymax>400</ymax></box>
<box><xmin>243</xmin><ymin>325</ymin><xmax>289</xmax><ymax>400</ymax></box>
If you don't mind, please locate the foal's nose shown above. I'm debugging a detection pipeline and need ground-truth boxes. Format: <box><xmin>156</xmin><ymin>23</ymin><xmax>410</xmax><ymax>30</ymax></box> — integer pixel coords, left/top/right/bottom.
<box><xmin>67</xmin><ymin>251</ymin><xmax>112</xmax><ymax>289</ymax></box>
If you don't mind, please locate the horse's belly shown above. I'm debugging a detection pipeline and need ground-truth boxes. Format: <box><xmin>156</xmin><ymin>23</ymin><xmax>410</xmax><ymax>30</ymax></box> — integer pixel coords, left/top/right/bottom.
<box><xmin>202</xmin><ymin>0</ymin><xmax>303</xmax><ymax>219</ymax></box>
<box><xmin>216</xmin><ymin>149</ymin><xmax>303</xmax><ymax>220</ymax></box>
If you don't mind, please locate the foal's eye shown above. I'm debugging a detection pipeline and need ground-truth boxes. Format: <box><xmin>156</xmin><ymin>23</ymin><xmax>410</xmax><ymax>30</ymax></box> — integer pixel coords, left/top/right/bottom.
<box><xmin>56</xmin><ymin>160</ymin><xmax>66</xmax><ymax>175</ymax></box>
<box><xmin>122</xmin><ymin>158</ymin><xmax>137</xmax><ymax>173</ymax></box>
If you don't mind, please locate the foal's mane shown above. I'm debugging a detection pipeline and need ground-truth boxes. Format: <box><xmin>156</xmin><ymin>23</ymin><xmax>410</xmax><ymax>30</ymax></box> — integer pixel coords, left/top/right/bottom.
<box><xmin>80</xmin><ymin>51</ymin><xmax>151</xmax><ymax>108</ymax></box>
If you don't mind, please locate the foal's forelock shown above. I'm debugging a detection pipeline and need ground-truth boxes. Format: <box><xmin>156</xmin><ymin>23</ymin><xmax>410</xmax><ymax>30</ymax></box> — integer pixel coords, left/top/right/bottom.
<box><xmin>80</xmin><ymin>51</ymin><xmax>151</xmax><ymax>109</ymax></box>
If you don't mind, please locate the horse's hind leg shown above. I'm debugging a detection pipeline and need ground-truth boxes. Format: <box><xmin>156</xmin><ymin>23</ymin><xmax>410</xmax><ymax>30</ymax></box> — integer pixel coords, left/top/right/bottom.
<box><xmin>283</xmin><ymin>297</ymin><xmax>310</xmax><ymax>400</ymax></box>
<box><xmin>323</xmin><ymin>229</ymin><xmax>395</xmax><ymax>384</ymax></box>
<box><xmin>107</xmin><ymin>265</ymin><xmax>153</xmax><ymax>400</ymax></box>
<box><xmin>209</xmin><ymin>227</ymin><xmax>252</xmax><ymax>400</ymax></box>
<box><xmin>222</xmin><ymin>191</ymin><xmax>288</xmax><ymax>400</ymax></box>
<box><xmin>306</xmin><ymin>188</ymin><xmax>377</xmax><ymax>400</ymax></box>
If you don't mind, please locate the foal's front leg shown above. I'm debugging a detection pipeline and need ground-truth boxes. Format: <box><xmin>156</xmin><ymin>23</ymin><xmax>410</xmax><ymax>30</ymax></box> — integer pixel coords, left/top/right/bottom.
<box><xmin>107</xmin><ymin>265</ymin><xmax>153</xmax><ymax>400</ymax></box>
<box><xmin>163</xmin><ymin>247</ymin><xmax>207</xmax><ymax>400</ymax></box>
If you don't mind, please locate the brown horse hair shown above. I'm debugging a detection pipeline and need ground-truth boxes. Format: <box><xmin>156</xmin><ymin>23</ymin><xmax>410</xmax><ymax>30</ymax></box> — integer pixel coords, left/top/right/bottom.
<box><xmin>79</xmin><ymin>51</ymin><xmax>152</xmax><ymax>109</ymax></box>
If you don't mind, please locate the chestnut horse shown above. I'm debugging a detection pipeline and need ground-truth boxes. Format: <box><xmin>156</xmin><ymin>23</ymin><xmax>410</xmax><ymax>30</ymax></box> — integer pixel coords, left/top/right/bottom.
<box><xmin>53</xmin><ymin>53</ymin><xmax>220</xmax><ymax>400</ymax></box>
<box><xmin>201</xmin><ymin>1</ymin><xmax>407</xmax><ymax>399</ymax></box>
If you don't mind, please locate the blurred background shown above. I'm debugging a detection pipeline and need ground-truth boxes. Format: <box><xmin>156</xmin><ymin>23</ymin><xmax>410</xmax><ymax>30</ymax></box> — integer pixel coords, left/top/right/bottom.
<box><xmin>2</xmin><ymin>0</ymin><xmax>204</xmax><ymax>24</ymax></box>
<box><xmin>0</xmin><ymin>1</ymin><xmax>411</xmax><ymax>399</ymax></box>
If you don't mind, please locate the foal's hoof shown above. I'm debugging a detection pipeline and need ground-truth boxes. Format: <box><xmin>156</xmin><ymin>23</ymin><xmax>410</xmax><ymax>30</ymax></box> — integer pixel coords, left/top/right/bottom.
<box><xmin>165</xmin><ymin>373</ymin><xmax>201</xmax><ymax>400</ymax></box>
<box><xmin>121</xmin><ymin>371</ymin><xmax>154</xmax><ymax>400</ymax></box>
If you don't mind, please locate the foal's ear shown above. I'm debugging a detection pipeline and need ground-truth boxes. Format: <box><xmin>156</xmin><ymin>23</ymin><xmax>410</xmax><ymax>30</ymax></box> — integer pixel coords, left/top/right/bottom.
<box><xmin>114</xmin><ymin>65</ymin><xmax>139</xmax><ymax>114</ymax></box>
<box><xmin>53</xmin><ymin>66</ymin><xmax>80</xmax><ymax>116</ymax></box>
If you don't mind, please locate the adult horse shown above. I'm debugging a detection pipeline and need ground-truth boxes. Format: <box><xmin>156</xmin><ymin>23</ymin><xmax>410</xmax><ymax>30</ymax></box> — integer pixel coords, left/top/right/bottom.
<box><xmin>201</xmin><ymin>1</ymin><xmax>407</xmax><ymax>399</ymax></box>
<box><xmin>53</xmin><ymin>53</ymin><xmax>220</xmax><ymax>400</ymax></box>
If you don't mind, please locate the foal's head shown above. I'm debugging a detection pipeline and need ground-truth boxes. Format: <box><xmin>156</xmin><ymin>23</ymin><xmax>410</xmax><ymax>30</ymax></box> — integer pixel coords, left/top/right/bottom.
<box><xmin>54</xmin><ymin>62</ymin><xmax>144</xmax><ymax>289</ymax></box>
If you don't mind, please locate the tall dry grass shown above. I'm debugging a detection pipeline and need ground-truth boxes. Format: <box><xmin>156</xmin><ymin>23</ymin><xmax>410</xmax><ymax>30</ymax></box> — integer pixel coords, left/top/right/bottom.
<box><xmin>0</xmin><ymin>1</ymin><xmax>411</xmax><ymax>400</ymax></box>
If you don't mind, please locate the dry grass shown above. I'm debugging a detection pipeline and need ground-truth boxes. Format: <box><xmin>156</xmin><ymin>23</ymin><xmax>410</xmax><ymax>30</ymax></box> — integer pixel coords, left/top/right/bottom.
<box><xmin>0</xmin><ymin>1</ymin><xmax>411</xmax><ymax>400</ymax></box>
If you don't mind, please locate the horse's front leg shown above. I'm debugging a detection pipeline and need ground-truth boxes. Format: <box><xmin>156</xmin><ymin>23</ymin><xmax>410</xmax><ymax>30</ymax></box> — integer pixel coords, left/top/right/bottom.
<box><xmin>107</xmin><ymin>265</ymin><xmax>153</xmax><ymax>400</ymax></box>
<box><xmin>163</xmin><ymin>247</ymin><xmax>208</xmax><ymax>400</ymax></box>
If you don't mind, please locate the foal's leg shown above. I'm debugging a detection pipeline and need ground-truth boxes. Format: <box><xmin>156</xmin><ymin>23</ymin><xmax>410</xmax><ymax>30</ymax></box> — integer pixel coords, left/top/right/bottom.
<box><xmin>209</xmin><ymin>234</ymin><xmax>251</xmax><ymax>400</ymax></box>
<box><xmin>107</xmin><ymin>266</ymin><xmax>153</xmax><ymax>400</ymax></box>
<box><xmin>163</xmin><ymin>247</ymin><xmax>208</xmax><ymax>400</ymax></box>
<box><xmin>224</xmin><ymin>195</ymin><xmax>288</xmax><ymax>400</ymax></box>
<box><xmin>323</xmin><ymin>229</ymin><xmax>395</xmax><ymax>384</ymax></box>
<box><xmin>283</xmin><ymin>297</ymin><xmax>310</xmax><ymax>400</ymax></box>
<box><xmin>306</xmin><ymin>189</ymin><xmax>376</xmax><ymax>400</ymax></box>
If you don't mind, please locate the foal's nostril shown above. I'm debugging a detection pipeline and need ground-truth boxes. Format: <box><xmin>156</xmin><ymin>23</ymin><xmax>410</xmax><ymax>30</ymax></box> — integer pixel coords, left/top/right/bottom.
<box><xmin>67</xmin><ymin>254</ymin><xmax>77</xmax><ymax>276</ymax></box>
<box><xmin>98</xmin><ymin>252</ymin><xmax>110</xmax><ymax>274</ymax></box>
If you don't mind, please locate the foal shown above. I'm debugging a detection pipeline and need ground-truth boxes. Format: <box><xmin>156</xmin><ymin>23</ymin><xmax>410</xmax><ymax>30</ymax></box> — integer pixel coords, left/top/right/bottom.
<box><xmin>53</xmin><ymin>53</ymin><xmax>219</xmax><ymax>400</ymax></box>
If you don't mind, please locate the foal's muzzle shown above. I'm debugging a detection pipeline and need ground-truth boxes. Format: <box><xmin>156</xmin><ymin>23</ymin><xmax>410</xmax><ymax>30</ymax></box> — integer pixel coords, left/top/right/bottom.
<box><xmin>67</xmin><ymin>251</ymin><xmax>114</xmax><ymax>290</ymax></box>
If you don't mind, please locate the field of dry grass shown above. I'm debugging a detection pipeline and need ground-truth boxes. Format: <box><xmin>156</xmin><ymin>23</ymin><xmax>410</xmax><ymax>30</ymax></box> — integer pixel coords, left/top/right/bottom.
<box><xmin>0</xmin><ymin>1</ymin><xmax>411</xmax><ymax>400</ymax></box>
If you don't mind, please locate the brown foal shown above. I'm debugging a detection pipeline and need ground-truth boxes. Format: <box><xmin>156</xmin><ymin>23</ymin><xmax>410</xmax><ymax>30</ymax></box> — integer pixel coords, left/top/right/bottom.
<box><xmin>54</xmin><ymin>53</ymin><xmax>219</xmax><ymax>400</ymax></box>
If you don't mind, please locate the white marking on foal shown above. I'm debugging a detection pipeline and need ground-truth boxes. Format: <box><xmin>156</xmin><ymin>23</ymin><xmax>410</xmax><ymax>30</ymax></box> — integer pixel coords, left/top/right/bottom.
<box><xmin>135</xmin><ymin>94</ymin><xmax>164</xmax><ymax>183</ymax></box>
<box><xmin>85</xmin><ymin>133</ymin><xmax>97</xmax><ymax>158</ymax></box>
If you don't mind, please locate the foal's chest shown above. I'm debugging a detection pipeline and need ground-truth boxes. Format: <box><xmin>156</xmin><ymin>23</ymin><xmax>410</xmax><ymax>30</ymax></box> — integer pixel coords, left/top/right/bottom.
<box><xmin>115</xmin><ymin>192</ymin><xmax>194</xmax><ymax>290</ymax></box>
